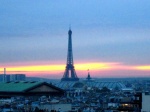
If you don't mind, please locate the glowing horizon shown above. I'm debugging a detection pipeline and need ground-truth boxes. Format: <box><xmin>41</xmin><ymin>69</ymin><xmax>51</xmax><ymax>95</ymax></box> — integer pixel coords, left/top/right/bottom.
<box><xmin>134</xmin><ymin>65</ymin><xmax>150</xmax><ymax>71</ymax></box>
<box><xmin>0</xmin><ymin>62</ymin><xmax>116</xmax><ymax>72</ymax></box>
<box><xmin>0</xmin><ymin>62</ymin><xmax>150</xmax><ymax>78</ymax></box>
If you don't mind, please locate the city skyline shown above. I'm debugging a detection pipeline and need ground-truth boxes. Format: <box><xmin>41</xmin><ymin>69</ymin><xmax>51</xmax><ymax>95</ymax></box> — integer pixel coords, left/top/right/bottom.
<box><xmin>0</xmin><ymin>0</ymin><xmax>150</xmax><ymax>78</ymax></box>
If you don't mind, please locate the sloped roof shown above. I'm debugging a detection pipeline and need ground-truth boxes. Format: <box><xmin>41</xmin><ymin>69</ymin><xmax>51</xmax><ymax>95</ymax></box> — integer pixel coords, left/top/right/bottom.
<box><xmin>0</xmin><ymin>81</ymin><xmax>63</xmax><ymax>93</ymax></box>
<box><xmin>55</xmin><ymin>81</ymin><xmax>126</xmax><ymax>90</ymax></box>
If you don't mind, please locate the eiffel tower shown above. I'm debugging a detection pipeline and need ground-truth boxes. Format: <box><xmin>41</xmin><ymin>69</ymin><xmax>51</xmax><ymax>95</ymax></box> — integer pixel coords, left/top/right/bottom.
<box><xmin>61</xmin><ymin>28</ymin><xmax>79</xmax><ymax>81</ymax></box>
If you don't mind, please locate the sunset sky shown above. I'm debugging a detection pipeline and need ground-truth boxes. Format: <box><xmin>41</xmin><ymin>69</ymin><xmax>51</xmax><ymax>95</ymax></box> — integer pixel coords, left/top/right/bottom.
<box><xmin>0</xmin><ymin>0</ymin><xmax>150</xmax><ymax>79</ymax></box>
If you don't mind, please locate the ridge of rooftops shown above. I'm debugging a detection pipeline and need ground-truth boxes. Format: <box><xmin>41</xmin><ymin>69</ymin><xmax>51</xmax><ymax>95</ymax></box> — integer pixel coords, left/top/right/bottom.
<box><xmin>0</xmin><ymin>81</ymin><xmax>54</xmax><ymax>92</ymax></box>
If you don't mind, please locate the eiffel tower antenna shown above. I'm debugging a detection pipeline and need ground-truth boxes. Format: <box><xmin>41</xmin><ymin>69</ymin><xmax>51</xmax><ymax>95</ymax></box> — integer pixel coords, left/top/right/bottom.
<box><xmin>61</xmin><ymin>28</ymin><xmax>79</xmax><ymax>81</ymax></box>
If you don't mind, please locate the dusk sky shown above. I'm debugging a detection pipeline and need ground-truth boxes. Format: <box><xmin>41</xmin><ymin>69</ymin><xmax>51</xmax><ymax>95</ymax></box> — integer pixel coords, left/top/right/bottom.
<box><xmin>0</xmin><ymin>0</ymin><xmax>150</xmax><ymax>78</ymax></box>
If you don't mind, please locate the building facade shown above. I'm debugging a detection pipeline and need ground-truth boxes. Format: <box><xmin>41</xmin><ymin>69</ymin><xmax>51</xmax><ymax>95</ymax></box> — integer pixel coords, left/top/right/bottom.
<box><xmin>0</xmin><ymin>74</ymin><xmax>26</xmax><ymax>82</ymax></box>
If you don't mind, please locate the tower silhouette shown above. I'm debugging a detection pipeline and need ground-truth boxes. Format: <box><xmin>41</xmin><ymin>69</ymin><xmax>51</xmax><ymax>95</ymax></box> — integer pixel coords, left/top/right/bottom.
<box><xmin>61</xmin><ymin>29</ymin><xmax>79</xmax><ymax>81</ymax></box>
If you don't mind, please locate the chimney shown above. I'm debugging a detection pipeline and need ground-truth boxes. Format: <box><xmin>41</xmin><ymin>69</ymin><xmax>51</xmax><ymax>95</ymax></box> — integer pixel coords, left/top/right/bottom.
<box><xmin>3</xmin><ymin>68</ymin><xmax>6</xmax><ymax>82</ymax></box>
<box><xmin>4</xmin><ymin>68</ymin><xmax>6</xmax><ymax>74</ymax></box>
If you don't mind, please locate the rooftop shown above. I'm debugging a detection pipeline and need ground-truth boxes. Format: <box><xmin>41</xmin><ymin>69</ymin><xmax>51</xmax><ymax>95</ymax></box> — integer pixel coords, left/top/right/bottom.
<box><xmin>0</xmin><ymin>81</ymin><xmax>46</xmax><ymax>92</ymax></box>
<box><xmin>55</xmin><ymin>81</ymin><xmax>126</xmax><ymax>90</ymax></box>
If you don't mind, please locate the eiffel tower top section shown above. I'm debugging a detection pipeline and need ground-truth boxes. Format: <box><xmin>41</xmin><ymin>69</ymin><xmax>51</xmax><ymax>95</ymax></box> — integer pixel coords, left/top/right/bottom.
<box><xmin>61</xmin><ymin>29</ymin><xmax>79</xmax><ymax>81</ymax></box>
<box><xmin>67</xmin><ymin>28</ymin><xmax>73</xmax><ymax>65</ymax></box>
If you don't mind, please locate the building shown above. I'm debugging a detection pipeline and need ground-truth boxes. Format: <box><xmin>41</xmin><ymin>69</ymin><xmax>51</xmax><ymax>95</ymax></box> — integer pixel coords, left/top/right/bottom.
<box><xmin>39</xmin><ymin>104</ymin><xmax>71</xmax><ymax>112</ymax></box>
<box><xmin>0</xmin><ymin>81</ymin><xmax>64</xmax><ymax>98</ymax></box>
<box><xmin>0</xmin><ymin>74</ymin><xmax>26</xmax><ymax>82</ymax></box>
<box><xmin>55</xmin><ymin>81</ymin><xmax>126</xmax><ymax>91</ymax></box>
<box><xmin>0</xmin><ymin>75</ymin><xmax>3</xmax><ymax>82</ymax></box>
<box><xmin>141</xmin><ymin>92</ymin><xmax>150</xmax><ymax>112</ymax></box>
<box><xmin>10</xmin><ymin>74</ymin><xmax>26</xmax><ymax>81</ymax></box>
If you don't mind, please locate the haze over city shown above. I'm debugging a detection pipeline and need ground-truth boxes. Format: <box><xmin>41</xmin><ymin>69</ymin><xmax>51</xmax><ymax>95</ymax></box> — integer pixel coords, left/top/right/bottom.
<box><xmin>0</xmin><ymin>0</ymin><xmax>150</xmax><ymax>78</ymax></box>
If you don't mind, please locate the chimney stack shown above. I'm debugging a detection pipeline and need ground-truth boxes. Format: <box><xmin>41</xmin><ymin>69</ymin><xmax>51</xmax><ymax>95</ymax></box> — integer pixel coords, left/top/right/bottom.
<box><xmin>3</xmin><ymin>68</ymin><xmax>6</xmax><ymax>82</ymax></box>
<box><xmin>4</xmin><ymin>68</ymin><xmax>6</xmax><ymax>74</ymax></box>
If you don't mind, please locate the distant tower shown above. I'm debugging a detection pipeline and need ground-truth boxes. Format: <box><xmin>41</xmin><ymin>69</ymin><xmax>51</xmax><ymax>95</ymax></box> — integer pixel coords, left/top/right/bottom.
<box><xmin>3</xmin><ymin>68</ymin><xmax>6</xmax><ymax>82</ymax></box>
<box><xmin>61</xmin><ymin>28</ymin><xmax>79</xmax><ymax>81</ymax></box>
<box><xmin>86</xmin><ymin>70</ymin><xmax>92</xmax><ymax>81</ymax></box>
